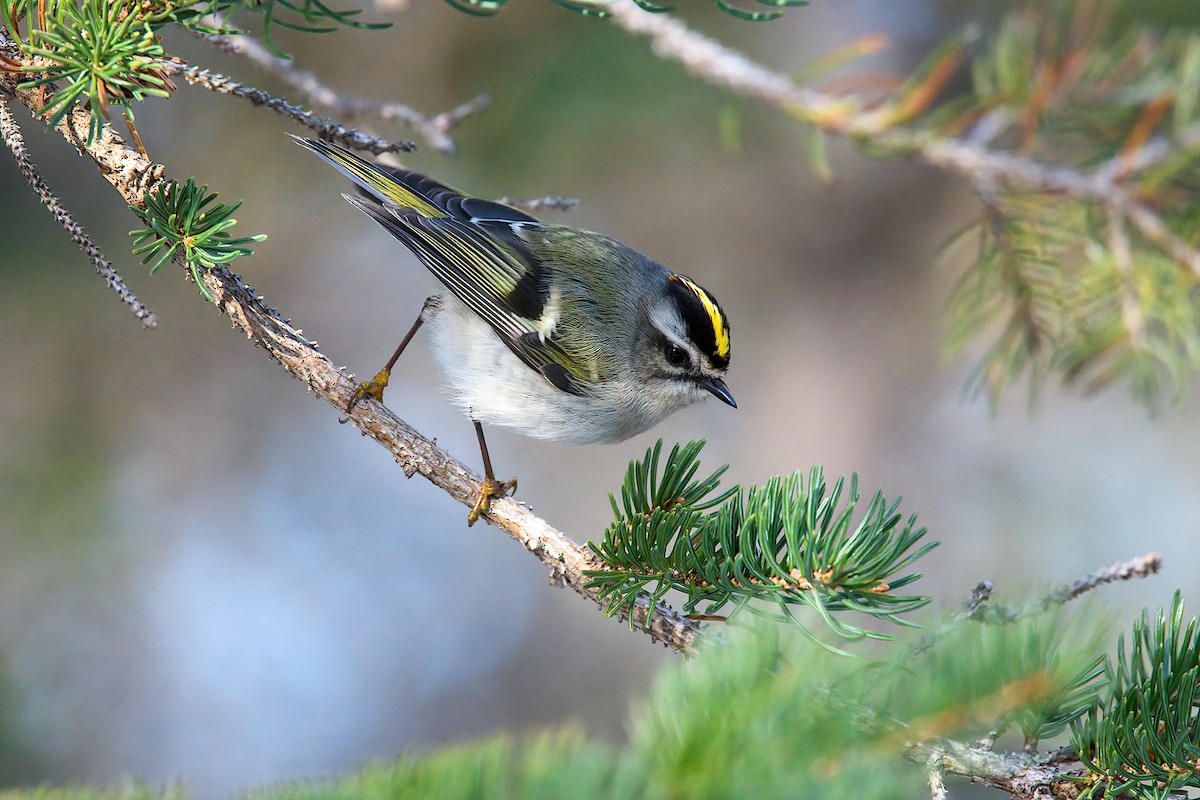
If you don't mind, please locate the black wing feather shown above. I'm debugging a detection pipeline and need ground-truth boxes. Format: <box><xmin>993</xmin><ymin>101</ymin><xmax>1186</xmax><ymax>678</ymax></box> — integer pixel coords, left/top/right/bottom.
<box><xmin>343</xmin><ymin>194</ymin><xmax>589</xmax><ymax>396</ymax></box>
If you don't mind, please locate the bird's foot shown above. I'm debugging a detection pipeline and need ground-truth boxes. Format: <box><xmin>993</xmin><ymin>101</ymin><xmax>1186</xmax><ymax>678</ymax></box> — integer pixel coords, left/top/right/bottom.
<box><xmin>346</xmin><ymin>367</ymin><xmax>391</xmax><ymax>413</ymax></box>
<box><xmin>467</xmin><ymin>476</ymin><xmax>518</xmax><ymax>526</ymax></box>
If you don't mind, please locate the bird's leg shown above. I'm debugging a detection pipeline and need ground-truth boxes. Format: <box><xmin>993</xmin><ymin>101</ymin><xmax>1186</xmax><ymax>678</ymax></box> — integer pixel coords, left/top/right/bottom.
<box><xmin>347</xmin><ymin>296</ymin><xmax>436</xmax><ymax>413</ymax></box>
<box><xmin>467</xmin><ymin>419</ymin><xmax>517</xmax><ymax>526</ymax></box>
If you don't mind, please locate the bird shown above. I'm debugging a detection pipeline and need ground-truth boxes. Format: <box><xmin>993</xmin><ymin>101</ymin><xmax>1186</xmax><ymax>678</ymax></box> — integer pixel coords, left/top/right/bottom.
<box><xmin>294</xmin><ymin>135</ymin><xmax>735</xmax><ymax>524</ymax></box>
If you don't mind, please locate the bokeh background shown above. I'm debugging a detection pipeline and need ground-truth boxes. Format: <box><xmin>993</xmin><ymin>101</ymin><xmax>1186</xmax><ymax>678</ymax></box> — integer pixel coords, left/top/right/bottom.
<box><xmin>2</xmin><ymin>1</ymin><xmax>1199</xmax><ymax>796</ymax></box>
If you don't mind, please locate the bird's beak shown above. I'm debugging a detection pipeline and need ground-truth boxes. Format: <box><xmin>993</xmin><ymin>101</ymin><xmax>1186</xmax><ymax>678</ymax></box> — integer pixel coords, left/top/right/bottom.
<box><xmin>700</xmin><ymin>376</ymin><xmax>737</xmax><ymax>408</ymax></box>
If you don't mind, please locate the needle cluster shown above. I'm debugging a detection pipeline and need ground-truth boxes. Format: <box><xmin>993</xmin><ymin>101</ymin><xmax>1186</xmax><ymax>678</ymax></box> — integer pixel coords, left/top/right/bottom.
<box><xmin>5</xmin><ymin>1</ymin><xmax>172</xmax><ymax>145</ymax></box>
<box><xmin>586</xmin><ymin>441</ymin><xmax>937</xmax><ymax>646</ymax></box>
<box><xmin>935</xmin><ymin>2</ymin><xmax>1200</xmax><ymax>406</ymax></box>
<box><xmin>1071</xmin><ymin>592</ymin><xmax>1200</xmax><ymax>799</ymax></box>
<box><xmin>129</xmin><ymin>177</ymin><xmax>266</xmax><ymax>300</ymax></box>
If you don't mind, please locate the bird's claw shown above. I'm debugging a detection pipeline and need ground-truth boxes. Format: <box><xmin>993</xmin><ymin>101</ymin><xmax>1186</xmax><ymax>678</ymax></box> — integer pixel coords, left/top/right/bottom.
<box><xmin>467</xmin><ymin>476</ymin><xmax>518</xmax><ymax>526</ymax></box>
<box><xmin>346</xmin><ymin>367</ymin><xmax>391</xmax><ymax>413</ymax></box>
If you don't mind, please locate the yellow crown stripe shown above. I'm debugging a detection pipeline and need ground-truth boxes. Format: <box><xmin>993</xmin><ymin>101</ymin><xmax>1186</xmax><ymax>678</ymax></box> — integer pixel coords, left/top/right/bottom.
<box><xmin>676</xmin><ymin>275</ymin><xmax>730</xmax><ymax>359</ymax></box>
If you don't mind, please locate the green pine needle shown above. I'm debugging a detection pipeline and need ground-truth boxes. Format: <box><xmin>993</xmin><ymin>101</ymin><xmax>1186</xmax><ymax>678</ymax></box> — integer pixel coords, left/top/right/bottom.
<box><xmin>894</xmin><ymin>608</ymin><xmax>1107</xmax><ymax>747</ymax></box>
<box><xmin>1070</xmin><ymin>591</ymin><xmax>1200</xmax><ymax>799</ymax></box>
<box><xmin>587</xmin><ymin>441</ymin><xmax>938</xmax><ymax>644</ymax></box>
<box><xmin>197</xmin><ymin>0</ymin><xmax>392</xmax><ymax>57</ymax></box>
<box><xmin>129</xmin><ymin>178</ymin><xmax>266</xmax><ymax>301</ymax></box>
<box><xmin>15</xmin><ymin>2</ymin><xmax>171</xmax><ymax>145</ymax></box>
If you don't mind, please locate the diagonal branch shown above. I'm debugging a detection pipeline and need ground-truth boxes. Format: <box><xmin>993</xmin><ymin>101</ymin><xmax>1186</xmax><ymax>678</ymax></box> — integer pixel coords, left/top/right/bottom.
<box><xmin>162</xmin><ymin>60</ymin><xmax>416</xmax><ymax>156</ymax></box>
<box><xmin>977</xmin><ymin>552</ymin><xmax>1165</xmax><ymax>624</ymax></box>
<box><xmin>907</xmin><ymin>552</ymin><xmax>1163</xmax><ymax>659</ymax></box>
<box><xmin>0</xmin><ymin>45</ymin><xmax>701</xmax><ymax>657</ymax></box>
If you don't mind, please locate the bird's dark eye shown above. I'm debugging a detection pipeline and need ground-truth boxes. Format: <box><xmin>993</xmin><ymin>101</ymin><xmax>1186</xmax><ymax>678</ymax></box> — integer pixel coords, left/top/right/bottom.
<box><xmin>664</xmin><ymin>344</ymin><xmax>690</xmax><ymax>368</ymax></box>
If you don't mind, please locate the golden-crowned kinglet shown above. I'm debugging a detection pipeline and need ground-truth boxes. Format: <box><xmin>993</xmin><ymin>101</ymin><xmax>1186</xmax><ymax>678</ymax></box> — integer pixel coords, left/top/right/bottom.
<box><xmin>295</xmin><ymin>136</ymin><xmax>735</xmax><ymax>523</ymax></box>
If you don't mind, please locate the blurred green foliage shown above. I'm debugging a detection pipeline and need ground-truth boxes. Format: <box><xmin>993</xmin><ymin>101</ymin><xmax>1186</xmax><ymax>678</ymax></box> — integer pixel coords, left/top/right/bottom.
<box><xmin>0</xmin><ymin>604</ymin><xmax>1149</xmax><ymax>800</ymax></box>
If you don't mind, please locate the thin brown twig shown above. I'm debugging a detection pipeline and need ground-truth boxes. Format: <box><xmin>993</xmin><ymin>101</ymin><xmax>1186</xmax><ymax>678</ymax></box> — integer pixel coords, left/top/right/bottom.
<box><xmin>0</xmin><ymin>93</ymin><xmax>157</xmax><ymax>328</ymax></box>
<box><xmin>162</xmin><ymin>60</ymin><xmax>416</xmax><ymax>156</ymax></box>
<box><xmin>972</xmin><ymin>552</ymin><xmax>1163</xmax><ymax>622</ymax></box>
<box><xmin>1042</xmin><ymin>552</ymin><xmax>1162</xmax><ymax>608</ymax></box>
<box><xmin>907</xmin><ymin>553</ymin><xmax>1162</xmax><ymax>661</ymax></box>
<box><xmin>189</xmin><ymin>26</ymin><xmax>485</xmax><ymax>155</ymax></box>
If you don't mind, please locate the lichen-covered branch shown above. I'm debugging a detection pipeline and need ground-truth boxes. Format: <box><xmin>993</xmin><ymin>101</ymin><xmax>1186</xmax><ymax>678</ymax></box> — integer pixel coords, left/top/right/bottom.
<box><xmin>605</xmin><ymin>1</ymin><xmax>1192</xmax><ymax>213</ymax></box>
<box><xmin>162</xmin><ymin>61</ymin><xmax>416</xmax><ymax>156</ymax></box>
<box><xmin>910</xmin><ymin>738</ymin><xmax>1085</xmax><ymax>799</ymax></box>
<box><xmin>1043</xmin><ymin>551</ymin><xmax>1163</xmax><ymax>607</ymax></box>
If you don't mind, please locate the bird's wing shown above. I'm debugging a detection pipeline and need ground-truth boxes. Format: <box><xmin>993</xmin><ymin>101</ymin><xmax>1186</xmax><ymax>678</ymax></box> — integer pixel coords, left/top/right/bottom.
<box><xmin>295</xmin><ymin>135</ymin><xmax>597</xmax><ymax>394</ymax></box>
<box><xmin>344</xmin><ymin>194</ymin><xmax>593</xmax><ymax>396</ymax></box>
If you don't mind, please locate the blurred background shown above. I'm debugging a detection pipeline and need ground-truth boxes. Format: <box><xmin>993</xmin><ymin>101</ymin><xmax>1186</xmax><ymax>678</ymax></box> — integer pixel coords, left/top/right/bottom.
<box><xmin>2</xmin><ymin>1</ymin><xmax>1199</xmax><ymax>796</ymax></box>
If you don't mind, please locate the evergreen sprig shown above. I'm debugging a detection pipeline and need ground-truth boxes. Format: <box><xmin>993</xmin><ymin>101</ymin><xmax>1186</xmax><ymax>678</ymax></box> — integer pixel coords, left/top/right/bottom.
<box><xmin>1071</xmin><ymin>592</ymin><xmax>1200</xmax><ymax>799</ymax></box>
<box><xmin>12</xmin><ymin>1</ymin><xmax>173</xmax><ymax>145</ymax></box>
<box><xmin>609</xmin><ymin>439</ymin><xmax>737</xmax><ymax>518</ymax></box>
<box><xmin>586</xmin><ymin>441</ymin><xmax>937</xmax><ymax>645</ymax></box>
<box><xmin>130</xmin><ymin>178</ymin><xmax>266</xmax><ymax>300</ymax></box>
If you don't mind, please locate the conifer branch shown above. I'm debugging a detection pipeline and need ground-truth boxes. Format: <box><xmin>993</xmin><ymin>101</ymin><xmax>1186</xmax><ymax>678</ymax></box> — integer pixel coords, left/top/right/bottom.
<box><xmin>911</xmin><ymin>738</ymin><xmax>1085</xmax><ymax>799</ymax></box>
<box><xmin>0</xmin><ymin>49</ymin><xmax>700</xmax><ymax>656</ymax></box>
<box><xmin>8</xmin><ymin>5</ymin><xmax>1200</xmax><ymax>798</ymax></box>
<box><xmin>0</xmin><ymin>93</ymin><xmax>157</xmax><ymax>328</ymax></box>
<box><xmin>605</xmin><ymin>0</ymin><xmax>1192</xmax><ymax>210</ymax></box>
<box><xmin>907</xmin><ymin>552</ymin><xmax>1162</xmax><ymax>674</ymax></box>
<box><xmin>161</xmin><ymin>61</ymin><xmax>416</xmax><ymax>155</ymax></box>
<box><xmin>588</xmin><ymin>441</ymin><xmax>936</xmax><ymax>644</ymax></box>
<box><xmin>970</xmin><ymin>552</ymin><xmax>1165</xmax><ymax>625</ymax></box>
<box><xmin>130</xmin><ymin>177</ymin><xmax>267</xmax><ymax>301</ymax></box>
<box><xmin>1070</xmin><ymin>592</ymin><xmax>1200</xmax><ymax>798</ymax></box>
